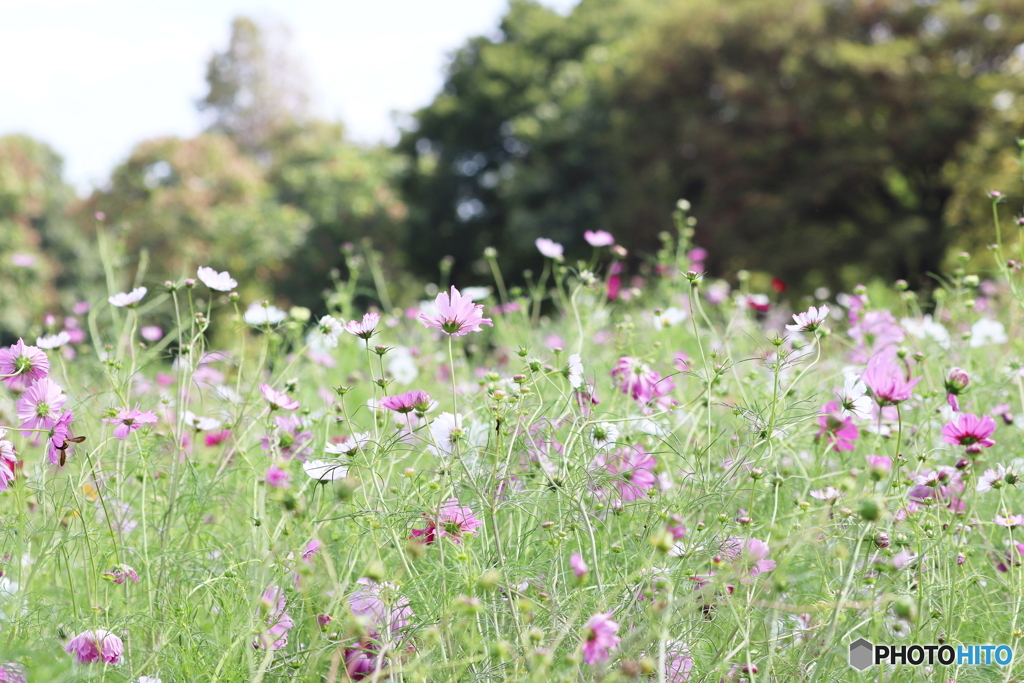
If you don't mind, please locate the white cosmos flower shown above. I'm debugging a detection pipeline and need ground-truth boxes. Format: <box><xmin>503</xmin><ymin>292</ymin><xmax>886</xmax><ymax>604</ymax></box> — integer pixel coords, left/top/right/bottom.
<box><xmin>428</xmin><ymin>412</ymin><xmax>464</xmax><ymax>456</ymax></box>
<box><xmin>837</xmin><ymin>373</ymin><xmax>873</xmax><ymax>421</ymax></box>
<box><xmin>591</xmin><ymin>422</ymin><xmax>619</xmax><ymax>450</ymax></box>
<box><xmin>567</xmin><ymin>353</ymin><xmax>584</xmax><ymax>389</ymax></box>
<box><xmin>36</xmin><ymin>331</ymin><xmax>70</xmax><ymax>349</ymax></box>
<box><xmin>325</xmin><ymin>432</ymin><xmax>372</xmax><ymax>455</ymax></box>
<box><xmin>461</xmin><ymin>286</ymin><xmax>491</xmax><ymax>301</ymax></box>
<box><xmin>652</xmin><ymin>307</ymin><xmax>688</xmax><ymax>330</ymax></box>
<box><xmin>303</xmin><ymin>460</ymin><xmax>348</xmax><ymax>482</ymax></box>
<box><xmin>313</xmin><ymin>315</ymin><xmax>344</xmax><ymax>348</ymax></box>
<box><xmin>197</xmin><ymin>266</ymin><xmax>238</xmax><ymax>291</ymax></box>
<box><xmin>108</xmin><ymin>286</ymin><xmax>147</xmax><ymax>307</ymax></box>
<box><xmin>243</xmin><ymin>302</ymin><xmax>287</xmax><ymax>326</ymax></box>
<box><xmin>901</xmin><ymin>314</ymin><xmax>950</xmax><ymax>349</ymax></box>
<box><xmin>388</xmin><ymin>346</ymin><xmax>419</xmax><ymax>385</ymax></box>
<box><xmin>970</xmin><ymin>318</ymin><xmax>1008</xmax><ymax>348</ymax></box>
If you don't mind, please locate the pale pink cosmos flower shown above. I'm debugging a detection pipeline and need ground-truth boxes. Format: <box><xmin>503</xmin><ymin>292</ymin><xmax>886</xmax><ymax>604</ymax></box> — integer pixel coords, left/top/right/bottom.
<box><xmin>582</xmin><ymin>612</ymin><xmax>620</xmax><ymax>665</ymax></box>
<box><xmin>809</xmin><ymin>486</ymin><xmax>843</xmax><ymax>503</ymax></box>
<box><xmin>344</xmin><ymin>312</ymin><xmax>381</xmax><ymax>340</ymax></box>
<box><xmin>978</xmin><ymin>464</ymin><xmax>1018</xmax><ymax>493</ymax></box>
<box><xmin>348</xmin><ymin>577</ymin><xmax>413</xmax><ymax>640</ymax></box>
<box><xmin>140</xmin><ymin>326</ymin><xmax>163</xmax><ymax>342</ymax></box>
<box><xmin>594</xmin><ymin>446</ymin><xmax>657</xmax><ymax>502</ymax></box>
<box><xmin>15</xmin><ymin>377</ymin><xmax>66</xmax><ymax>431</ymax></box>
<box><xmin>996</xmin><ymin>514</ymin><xmax>1024</xmax><ymax>527</ymax></box>
<box><xmin>103</xmin><ymin>564</ymin><xmax>140</xmax><ymax>584</ymax></box>
<box><xmin>106</xmin><ymin>407</ymin><xmax>158</xmax><ymax>440</ymax></box>
<box><xmin>584</xmin><ymin>230</ymin><xmax>615</xmax><ymax>247</ymax></box>
<box><xmin>941</xmin><ymin>413</ymin><xmax>996</xmax><ymax>454</ymax></box>
<box><xmin>0</xmin><ymin>338</ymin><xmax>50</xmax><ymax>391</ymax></box>
<box><xmin>410</xmin><ymin>497</ymin><xmax>483</xmax><ymax>545</ymax></box>
<box><xmin>428</xmin><ymin>412</ymin><xmax>464</xmax><ymax>456</ymax></box>
<box><xmin>862</xmin><ymin>353</ymin><xmax>919</xmax><ymax>406</ymax></box>
<box><xmin>36</xmin><ymin>331</ymin><xmax>71</xmax><ymax>350</ymax></box>
<box><xmin>197</xmin><ymin>266</ymin><xmax>238</xmax><ymax>291</ymax></box>
<box><xmin>381</xmin><ymin>390</ymin><xmax>432</xmax><ymax>414</ymax></box>
<box><xmin>720</xmin><ymin>537</ymin><xmax>776</xmax><ymax>578</ymax></box>
<box><xmin>65</xmin><ymin>628</ymin><xmax>124</xmax><ymax>665</ymax></box>
<box><xmin>420</xmin><ymin>286</ymin><xmax>493</xmax><ymax>336</ymax></box>
<box><xmin>10</xmin><ymin>253</ymin><xmax>35</xmax><ymax>268</ymax></box>
<box><xmin>786</xmin><ymin>305</ymin><xmax>829</xmax><ymax>332</ymax></box>
<box><xmin>535</xmin><ymin>237</ymin><xmax>564</xmax><ymax>259</ymax></box>
<box><xmin>570</xmin><ymin>552</ymin><xmax>589</xmax><ymax>579</ymax></box>
<box><xmin>259</xmin><ymin>384</ymin><xmax>300</xmax><ymax>411</ymax></box>
<box><xmin>254</xmin><ymin>585</ymin><xmax>294</xmax><ymax>649</ymax></box>
<box><xmin>108</xmin><ymin>286</ymin><xmax>147</xmax><ymax>307</ymax></box>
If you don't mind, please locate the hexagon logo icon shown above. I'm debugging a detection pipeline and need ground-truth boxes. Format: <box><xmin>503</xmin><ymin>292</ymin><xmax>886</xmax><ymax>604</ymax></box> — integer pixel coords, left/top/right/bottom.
<box><xmin>849</xmin><ymin>638</ymin><xmax>874</xmax><ymax>671</ymax></box>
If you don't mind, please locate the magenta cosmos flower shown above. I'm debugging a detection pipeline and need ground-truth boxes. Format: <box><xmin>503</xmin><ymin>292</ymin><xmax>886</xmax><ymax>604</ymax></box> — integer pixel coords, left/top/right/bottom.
<box><xmin>584</xmin><ymin>230</ymin><xmax>615</xmax><ymax>247</ymax></box>
<box><xmin>259</xmin><ymin>384</ymin><xmax>300</xmax><ymax>411</ymax></box>
<box><xmin>345</xmin><ymin>312</ymin><xmax>381</xmax><ymax>340</ymax></box>
<box><xmin>720</xmin><ymin>537</ymin><xmax>776</xmax><ymax>578</ymax></box>
<box><xmin>941</xmin><ymin>412</ymin><xmax>996</xmax><ymax>455</ymax></box>
<box><xmin>0</xmin><ymin>338</ymin><xmax>50</xmax><ymax>391</ymax></box>
<box><xmin>102</xmin><ymin>564</ymin><xmax>140</xmax><ymax>584</ymax></box>
<box><xmin>786</xmin><ymin>305</ymin><xmax>829</xmax><ymax>332</ymax></box>
<box><xmin>105</xmin><ymin>407</ymin><xmax>158</xmax><ymax>440</ymax></box>
<box><xmin>381</xmin><ymin>390</ymin><xmax>432</xmax><ymax>414</ymax></box>
<box><xmin>410</xmin><ymin>497</ymin><xmax>483</xmax><ymax>545</ymax></box>
<box><xmin>582</xmin><ymin>611</ymin><xmax>621</xmax><ymax>665</ymax></box>
<box><xmin>862</xmin><ymin>353</ymin><xmax>919</xmax><ymax>406</ymax></box>
<box><xmin>65</xmin><ymin>628</ymin><xmax>124</xmax><ymax>665</ymax></box>
<box><xmin>254</xmin><ymin>585</ymin><xmax>294</xmax><ymax>650</ymax></box>
<box><xmin>15</xmin><ymin>377</ymin><xmax>66</xmax><ymax>431</ymax></box>
<box><xmin>420</xmin><ymin>286</ymin><xmax>493</xmax><ymax>336</ymax></box>
<box><xmin>0</xmin><ymin>433</ymin><xmax>18</xmax><ymax>492</ymax></box>
<box><xmin>816</xmin><ymin>401</ymin><xmax>859</xmax><ymax>452</ymax></box>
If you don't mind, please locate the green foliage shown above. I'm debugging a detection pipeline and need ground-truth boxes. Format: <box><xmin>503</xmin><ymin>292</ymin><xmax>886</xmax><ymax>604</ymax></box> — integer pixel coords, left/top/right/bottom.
<box><xmin>399</xmin><ymin>0</ymin><xmax>1024</xmax><ymax>293</ymax></box>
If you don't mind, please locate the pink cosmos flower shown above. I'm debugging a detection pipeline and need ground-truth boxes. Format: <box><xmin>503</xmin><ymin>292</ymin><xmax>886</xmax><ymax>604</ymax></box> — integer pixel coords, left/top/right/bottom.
<box><xmin>584</xmin><ymin>230</ymin><xmax>615</xmax><ymax>247</ymax></box>
<box><xmin>348</xmin><ymin>577</ymin><xmax>413</xmax><ymax>639</ymax></box>
<box><xmin>786</xmin><ymin>305</ymin><xmax>829</xmax><ymax>332</ymax></box>
<box><xmin>259</xmin><ymin>384</ymin><xmax>300</xmax><ymax>411</ymax></box>
<box><xmin>140</xmin><ymin>326</ymin><xmax>163</xmax><ymax>342</ymax></box>
<box><xmin>0</xmin><ymin>662</ymin><xmax>26</xmax><ymax>683</ymax></box>
<box><xmin>102</xmin><ymin>564</ymin><xmax>140</xmax><ymax>584</ymax></box>
<box><xmin>0</xmin><ymin>338</ymin><xmax>50</xmax><ymax>391</ymax></box>
<box><xmin>105</xmin><ymin>407</ymin><xmax>158</xmax><ymax>440</ymax></box>
<box><xmin>0</xmin><ymin>434</ymin><xmax>17</xmax><ymax>492</ymax></box>
<box><xmin>570</xmin><ymin>552</ymin><xmax>589</xmax><ymax>579</ymax></box>
<box><xmin>410</xmin><ymin>498</ymin><xmax>484</xmax><ymax>545</ymax></box>
<box><xmin>261</xmin><ymin>415</ymin><xmax>313</xmax><ymax>459</ymax></box>
<box><xmin>849</xmin><ymin>310</ymin><xmax>904</xmax><ymax>362</ymax></box>
<box><xmin>15</xmin><ymin>377</ymin><xmax>66</xmax><ymax>431</ymax></box>
<box><xmin>594</xmin><ymin>446</ymin><xmax>657</xmax><ymax>501</ymax></box>
<box><xmin>995</xmin><ymin>514</ymin><xmax>1024</xmax><ymax>527</ymax></box>
<box><xmin>381</xmin><ymin>390</ymin><xmax>432</xmax><ymax>414</ymax></box>
<box><xmin>108</xmin><ymin>286</ymin><xmax>147</xmax><ymax>307</ymax></box>
<box><xmin>65</xmin><ymin>628</ymin><xmax>124</xmax><ymax>665</ymax></box>
<box><xmin>420</xmin><ymin>286</ymin><xmax>493</xmax><ymax>336</ymax></box>
<box><xmin>809</xmin><ymin>486</ymin><xmax>843</xmax><ymax>503</ymax></box>
<box><xmin>302</xmin><ymin>540</ymin><xmax>321</xmax><ymax>562</ymax></box>
<box><xmin>993</xmin><ymin>543</ymin><xmax>1024</xmax><ymax>573</ymax></box>
<box><xmin>197</xmin><ymin>266</ymin><xmax>238</xmax><ymax>291</ymax></box>
<box><xmin>582</xmin><ymin>612</ymin><xmax>620</xmax><ymax>665</ymax></box>
<box><xmin>978</xmin><ymin>464</ymin><xmax>1018</xmax><ymax>493</ymax></box>
<box><xmin>864</xmin><ymin>454</ymin><xmax>892</xmax><ymax>480</ymax></box>
<box><xmin>345</xmin><ymin>312</ymin><xmax>381</xmax><ymax>340</ymax></box>
<box><xmin>535</xmin><ymin>237</ymin><xmax>564</xmax><ymax>259</ymax></box>
<box><xmin>992</xmin><ymin>403</ymin><xmax>1014</xmax><ymax>425</ymax></box>
<box><xmin>941</xmin><ymin>413</ymin><xmax>996</xmax><ymax>454</ymax></box>
<box><xmin>265</xmin><ymin>464</ymin><xmax>291</xmax><ymax>488</ymax></box>
<box><xmin>862</xmin><ymin>353</ymin><xmax>920</xmax><ymax>406</ymax></box>
<box><xmin>945</xmin><ymin>367</ymin><xmax>970</xmax><ymax>411</ymax></box>
<box><xmin>254</xmin><ymin>585</ymin><xmax>294</xmax><ymax>650</ymax></box>
<box><xmin>720</xmin><ymin>537</ymin><xmax>776</xmax><ymax>578</ymax></box>
<box><xmin>667</xmin><ymin>513</ymin><xmax>687</xmax><ymax>540</ymax></box>
<box><xmin>816</xmin><ymin>401</ymin><xmax>859</xmax><ymax>451</ymax></box>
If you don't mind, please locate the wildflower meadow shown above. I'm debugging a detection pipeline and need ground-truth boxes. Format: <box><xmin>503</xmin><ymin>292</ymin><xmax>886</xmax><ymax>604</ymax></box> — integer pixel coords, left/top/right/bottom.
<box><xmin>5</xmin><ymin>193</ymin><xmax>1024</xmax><ymax>683</ymax></box>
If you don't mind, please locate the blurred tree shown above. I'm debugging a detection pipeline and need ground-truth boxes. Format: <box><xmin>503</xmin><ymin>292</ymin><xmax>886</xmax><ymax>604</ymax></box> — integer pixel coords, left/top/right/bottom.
<box><xmin>0</xmin><ymin>135</ymin><xmax>89</xmax><ymax>337</ymax></box>
<box><xmin>266</xmin><ymin>121</ymin><xmax>410</xmax><ymax>311</ymax></box>
<box><xmin>399</xmin><ymin>0</ymin><xmax>1024</xmax><ymax>292</ymax></box>
<box><xmin>198</xmin><ymin>16</ymin><xmax>310</xmax><ymax>155</ymax></box>
<box><xmin>82</xmin><ymin>134</ymin><xmax>311</xmax><ymax>292</ymax></box>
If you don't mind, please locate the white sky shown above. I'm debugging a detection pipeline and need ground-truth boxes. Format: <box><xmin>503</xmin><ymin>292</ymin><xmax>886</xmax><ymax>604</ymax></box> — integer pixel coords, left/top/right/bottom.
<box><xmin>0</xmin><ymin>0</ymin><xmax>578</xmax><ymax>194</ymax></box>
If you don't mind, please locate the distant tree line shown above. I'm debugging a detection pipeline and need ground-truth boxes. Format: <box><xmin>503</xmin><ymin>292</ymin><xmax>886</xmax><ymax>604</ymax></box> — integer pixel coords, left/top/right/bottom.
<box><xmin>3</xmin><ymin>0</ymin><xmax>1024</xmax><ymax>334</ymax></box>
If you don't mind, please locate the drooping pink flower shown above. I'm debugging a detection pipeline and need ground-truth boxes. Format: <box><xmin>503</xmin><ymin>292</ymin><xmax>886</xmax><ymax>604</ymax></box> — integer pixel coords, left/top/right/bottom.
<box><xmin>862</xmin><ymin>353</ymin><xmax>919</xmax><ymax>406</ymax></box>
<box><xmin>945</xmin><ymin>367</ymin><xmax>970</xmax><ymax>412</ymax></box>
<box><xmin>381</xmin><ymin>390</ymin><xmax>432</xmax><ymax>414</ymax></box>
<box><xmin>816</xmin><ymin>401</ymin><xmax>859</xmax><ymax>451</ymax></box>
<box><xmin>410</xmin><ymin>498</ymin><xmax>483</xmax><ymax>545</ymax></box>
<box><xmin>786</xmin><ymin>305</ymin><xmax>829</xmax><ymax>332</ymax></box>
<box><xmin>0</xmin><ymin>435</ymin><xmax>17</xmax><ymax>492</ymax></box>
<box><xmin>419</xmin><ymin>286</ymin><xmax>493</xmax><ymax>336</ymax></box>
<box><xmin>720</xmin><ymin>537</ymin><xmax>776</xmax><ymax>578</ymax></box>
<box><xmin>65</xmin><ymin>628</ymin><xmax>124</xmax><ymax>664</ymax></box>
<box><xmin>593</xmin><ymin>446</ymin><xmax>657</xmax><ymax>502</ymax></box>
<box><xmin>584</xmin><ymin>230</ymin><xmax>615</xmax><ymax>247</ymax></box>
<box><xmin>345</xmin><ymin>312</ymin><xmax>381</xmax><ymax>340</ymax></box>
<box><xmin>102</xmin><ymin>564</ymin><xmax>140</xmax><ymax>584</ymax></box>
<box><xmin>582</xmin><ymin>611</ymin><xmax>620</xmax><ymax>665</ymax></box>
<box><xmin>105</xmin><ymin>407</ymin><xmax>158</xmax><ymax>440</ymax></box>
<box><xmin>197</xmin><ymin>266</ymin><xmax>238</xmax><ymax>291</ymax></box>
<box><xmin>570</xmin><ymin>552</ymin><xmax>589</xmax><ymax>579</ymax></box>
<box><xmin>941</xmin><ymin>413</ymin><xmax>996</xmax><ymax>455</ymax></box>
<box><xmin>15</xmin><ymin>377</ymin><xmax>66</xmax><ymax>431</ymax></box>
<box><xmin>0</xmin><ymin>338</ymin><xmax>50</xmax><ymax>391</ymax></box>
<box><xmin>535</xmin><ymin>237</ymin><xmax>564</xmax><ymax>259</ymax></box>
<box><xmin>254</xmin><ymin>585</ymin><xmax>294</xmax><ymax>650</ymax></box>
<box><xmin>259</xmin><ymin>384</ymin><xmax>300</xmax><ymax>411</ymax></box>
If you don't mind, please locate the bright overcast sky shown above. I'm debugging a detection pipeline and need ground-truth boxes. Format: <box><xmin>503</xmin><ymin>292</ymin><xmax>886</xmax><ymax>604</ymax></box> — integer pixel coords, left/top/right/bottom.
<box><xmin>0</xmin><ymin>0</ymin><xmax>578</xmax><ymax>194</ymax></box>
